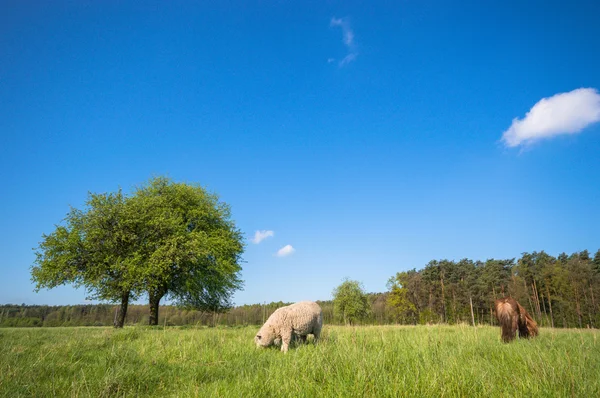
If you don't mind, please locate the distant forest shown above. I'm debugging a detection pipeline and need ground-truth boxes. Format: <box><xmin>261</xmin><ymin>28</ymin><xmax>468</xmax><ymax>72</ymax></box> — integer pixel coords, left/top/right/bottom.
<box><xmin>3</xmin><ymin>250</ymin><xmax>599</xmax><ymax>328</ymax></box>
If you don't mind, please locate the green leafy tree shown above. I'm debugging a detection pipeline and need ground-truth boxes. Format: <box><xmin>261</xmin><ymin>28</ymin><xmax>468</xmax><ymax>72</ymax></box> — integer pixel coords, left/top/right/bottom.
<box><xmin>129</xmin><ymin>177</ymin><xmax>245</xmax><ymax>325</ymax></box>
<box><xmin>332</xmin><ymin>279</ymin><xmax>369</xmax><ymax>325</ymax></box>
<box><xmin>31</xmin><ymin>190</ymin><xmax>141</xmax><ymax>328</ymax></box>
<box><xmin>387</xmin><ymin>272</ymin><xmax>417</xmax><ymax>324</ymax></box>
<box><xmin>31</xmin><ymin>177</ymin><xmax>245</xmax><ymax>328</ymax></box>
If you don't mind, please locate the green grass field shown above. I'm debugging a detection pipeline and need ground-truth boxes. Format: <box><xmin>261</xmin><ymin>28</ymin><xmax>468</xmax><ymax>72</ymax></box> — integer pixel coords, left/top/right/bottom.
<box><xmin>1</xmin><ymin>325</ymin><xmax>598</xmax><ymax>397</ymax></box>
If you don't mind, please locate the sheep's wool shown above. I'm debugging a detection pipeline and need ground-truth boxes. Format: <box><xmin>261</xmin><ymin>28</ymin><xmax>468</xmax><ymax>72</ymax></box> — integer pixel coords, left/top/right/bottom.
<box><xmin>254</xmin><ymin>301</ymin><xmax>323</xmax><ymax>353</ymax></box>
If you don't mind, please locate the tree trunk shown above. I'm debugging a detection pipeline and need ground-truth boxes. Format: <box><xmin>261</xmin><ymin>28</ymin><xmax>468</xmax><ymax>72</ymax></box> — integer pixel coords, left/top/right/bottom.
<box><xmin>452</xmin><ymin>289</ymin><xmax>457</xmax><ymax>323</ymax></box>
<box><xmin>428</xmin><ymin>287</ymin><xmax>433</xmax><ymax>312</ymax></box>
<box><xmin>149</xmin><ymin>289</ymin><xmax>166</xmax><ymax>326</ymax></box>
<box><xmin>533</xmin><ymin>280</ymin><xmax>542</xmax><ymax>319</ymax></box>
<box><xmin>469</xmin><ymin>296</ymin><xmax>475</xmax><ymax>327</ymax></box>
<box><xmin>575</xmin><ymin>286</ymin><xmax>583</xmax><ymax>328</ymax></box>
<box><xmin>439</xmin><ymin>271</ymin><xmax>446</xmax><ymax>323</ymax></box>
<box><xmin>540</xmin><ymin>293</ymin><xmax>548</xmax><ymax>326</ymax></box>
<box><xmin>590</xmin><ymin>285</ymin><xmax>596</xmax><ymax>328</ymax></box>
<box><xmin>114</xmin><ymin>291</ymin><xmax>130</xmax><ymax>328</ymax></box>
<box><xmin>583</xmin><ymin>288</ymin><xmax>593</xmax><ymax>328</ymax></box>
<box><xmin>546</xmin><ymin>283</ymin><xmax>554</xmax><ymax>328</ymax></box>
<box><xmin>523</xmin><ymin>280</ymin><xmax>534</xmax><ymax>315</ymax></box>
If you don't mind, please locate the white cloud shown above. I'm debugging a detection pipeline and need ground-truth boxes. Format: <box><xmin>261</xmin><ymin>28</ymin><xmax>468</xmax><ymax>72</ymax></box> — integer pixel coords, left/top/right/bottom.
<box><xmin>276</xmin><ymin>244</ymin><xmax>295</xmax><ymax>257</ymax></box>
<box><xmin>252</xmin><ymin>230</ymin><xmax>274</xmax><ymax>244</ymax></box>
<box><xmin>330</xmin><ymin>17</ymin><xmax>358</xmax><ymax>67</ymax></box>
<box><xmin>339</xmin><ymin>53</ymin><xmax>357</xmax><ymax>67</ymax></box>
<box><xmin>501</xmin><ymin>88</ymin><xmax>600</xmax><ymax>147</ymax></box>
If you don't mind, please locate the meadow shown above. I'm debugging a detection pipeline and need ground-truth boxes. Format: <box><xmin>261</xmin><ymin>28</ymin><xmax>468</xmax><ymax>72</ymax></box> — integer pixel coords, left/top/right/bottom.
<box><xmin>1</xmin><ymin>325</ymin><xmax>599</xmax><ymax>397</ymax></box>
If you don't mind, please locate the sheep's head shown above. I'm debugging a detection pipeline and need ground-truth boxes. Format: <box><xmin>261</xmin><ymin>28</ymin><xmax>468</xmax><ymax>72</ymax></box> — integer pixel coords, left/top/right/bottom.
<box><xmin>254</xmin><ymin>325</ymin><xmax>276</xmax><ymax>348</ymax></box>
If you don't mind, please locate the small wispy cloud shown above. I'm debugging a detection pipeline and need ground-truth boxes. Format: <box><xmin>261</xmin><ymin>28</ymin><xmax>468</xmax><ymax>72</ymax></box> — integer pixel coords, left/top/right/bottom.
<box><xmin>275</xmin><ymin>244</ymin><xmax>295</xmax><ymax>257</ymax></box>
<box><xmin>501</xmin><ymin>88</ymin><xmax>600</xmax><ymax>148</ymax></box>
<box><xmin>339</xmin><ymin>53</ymin><xmax>357</xmax><ymax>67</ymax></box>
<box><xmin>252</xmin><ymin>230</ymin><xmax>274</xmax><ymax>244</ymax></box>
<box><xmin>330</xmin><ymin>17</ymin><xmax>358</xmax><ymax>67</ymax></box>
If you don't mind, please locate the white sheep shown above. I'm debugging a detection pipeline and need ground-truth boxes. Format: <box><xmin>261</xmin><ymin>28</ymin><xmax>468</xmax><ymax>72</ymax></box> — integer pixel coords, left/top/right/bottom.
<box><xmin>254</xmin><ymin>301</ymin><xmax>323</xmax><ymax>353</ymax></box>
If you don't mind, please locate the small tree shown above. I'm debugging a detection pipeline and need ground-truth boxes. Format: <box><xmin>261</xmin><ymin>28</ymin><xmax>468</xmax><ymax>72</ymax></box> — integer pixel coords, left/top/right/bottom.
<box><xmin>31</xmin><ymin>190</ymin><xmax>141</xmax><ymax>328</ymax></box>
<box><xmin>332</xmin><ymin>278</ymin><xmax>369</xmax><ymax>325</ymax></box>
<box><xmin>387</xmin><ymin>272</ymin><xmax>417</xmax><ymax>324</ymax></box>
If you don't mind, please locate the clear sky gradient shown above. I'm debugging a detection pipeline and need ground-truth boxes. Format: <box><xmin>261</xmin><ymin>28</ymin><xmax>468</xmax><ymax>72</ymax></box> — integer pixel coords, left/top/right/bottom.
<box><xmin>2</xmin><ymin>1</ymin><xmax>600</xmax><ymax>306</ymax></box>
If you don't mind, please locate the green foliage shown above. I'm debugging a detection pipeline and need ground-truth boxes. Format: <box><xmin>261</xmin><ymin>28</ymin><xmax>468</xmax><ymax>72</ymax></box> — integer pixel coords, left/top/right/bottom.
<box><xmin>1</xmin><ymin>326</ymin><xmax>600</xmax><ymax>397</ymax></box>
<box><xmin>594</xmin><ymin>250</ymin><xmax>600</xmax><ymax>274</ymax></box>
<box><xmin>418</xmin><ymin>308</ymin><xmax>438</xmax><ymax>325</ymax></box>
<box><xmin>128</xmin><ymin>177</ymin><xmax>245</xmax><ymax>316</ymax></box>
<box><xmin>389</xmin><ymin>250</ymin><xmax>600</xmax><ymax>329</ymax></box>
<box><xmin>31</xmin><ymin>189</ymin><xmax>140</xmax><ymax>304</ymax></box>
<box><xmin>332</xmin><ymin>279</ymin><xmax>370</xmax><ymax>325</ymax></box>
<box><xmin>387</xmin><ymin>273</ymin><xmax>417</xmax><ymax>323</ymax></box>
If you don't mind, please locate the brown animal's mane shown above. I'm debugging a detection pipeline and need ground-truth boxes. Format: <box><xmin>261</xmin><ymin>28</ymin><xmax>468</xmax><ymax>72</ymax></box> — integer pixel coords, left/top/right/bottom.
<box><xmin>494</xmin><ymin>297</ymin><xmax>538</xmax><ymax>342</ymax></box>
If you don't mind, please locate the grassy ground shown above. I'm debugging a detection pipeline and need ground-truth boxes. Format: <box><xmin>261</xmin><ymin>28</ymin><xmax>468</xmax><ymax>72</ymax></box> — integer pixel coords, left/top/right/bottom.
<box><xmin>1</xmin><ymin>324</ymin><xmax>599</xmax><ymax>397</ymax></box>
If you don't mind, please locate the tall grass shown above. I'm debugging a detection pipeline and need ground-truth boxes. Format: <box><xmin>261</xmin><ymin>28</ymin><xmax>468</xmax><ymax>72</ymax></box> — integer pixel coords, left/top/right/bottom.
<box><xmin>1</xmin><ymin>325</ymin><xmax>598</xmax><ymax>397</ymax></box>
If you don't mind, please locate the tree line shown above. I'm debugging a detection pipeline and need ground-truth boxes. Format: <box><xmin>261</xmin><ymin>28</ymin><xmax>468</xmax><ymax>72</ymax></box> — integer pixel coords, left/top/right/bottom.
<box><xmin>0</xmin><ymin>301</ymin><xmax>321</xmax><ymax>327</ymax></box>
<box><xmin>386</xmin><ymin>250</ymin><xmax>600</xmax><ymax>328</ymax></box>
<box><xmin>7</xmin><ymin>249</ymin><xmax>600</xmax><ymax>328</ymax></box>
<box><xmin>22</xmin><ymin>176</ymin><xmax>600</xmax><ymax>329</ymax></box>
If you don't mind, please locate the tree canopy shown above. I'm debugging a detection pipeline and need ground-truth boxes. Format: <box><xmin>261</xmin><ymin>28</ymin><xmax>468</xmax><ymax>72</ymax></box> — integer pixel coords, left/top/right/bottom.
<box><xmin>387</xmin><ymin>272</ymin><xmax>418</xmax><ymax>324</ymax></box>
<box><xmin>332</xmin><ymin>278</ymin><xmax>370</xmax><ymax>325</ymax></box>
<box><xmin>31</xmin><ymin>177</ymin><xmax>245</xmax><ymax>327</ymax></box>
<box><xmin>128</xmin><ymin>177</ymin><xmax>244</xmax><ymax>324</ymax></box>
<box><xmin>385</xmin><ymin>251</ymin><xmax>600</xmax><ymax>328</ymax></box>
<box><xmin>32</xmin><ymin>190</ymin><xmax>140</xmax><ymax>327</ymax></box>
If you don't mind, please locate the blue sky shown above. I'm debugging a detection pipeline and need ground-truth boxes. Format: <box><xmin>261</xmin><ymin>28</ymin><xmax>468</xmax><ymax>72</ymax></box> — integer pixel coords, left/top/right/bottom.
<box><xmin>2</xmin><ymin>1</ymin><xmax>600</xmax><ymax>306</ymax></box>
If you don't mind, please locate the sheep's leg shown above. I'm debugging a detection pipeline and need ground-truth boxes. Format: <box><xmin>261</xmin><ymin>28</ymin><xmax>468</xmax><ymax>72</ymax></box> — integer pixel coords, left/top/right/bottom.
<box><xmin>281</xmin><ymin>329</ymin><xmax>292</xmax><ymax>353</ymax></box>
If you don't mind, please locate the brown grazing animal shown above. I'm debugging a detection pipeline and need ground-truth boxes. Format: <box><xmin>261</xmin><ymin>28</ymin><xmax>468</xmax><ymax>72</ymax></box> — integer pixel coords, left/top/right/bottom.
<box><xmin>494</xmin><ymin>297</ymin><xmax>539</xmax><ymax>343</ymax></box>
